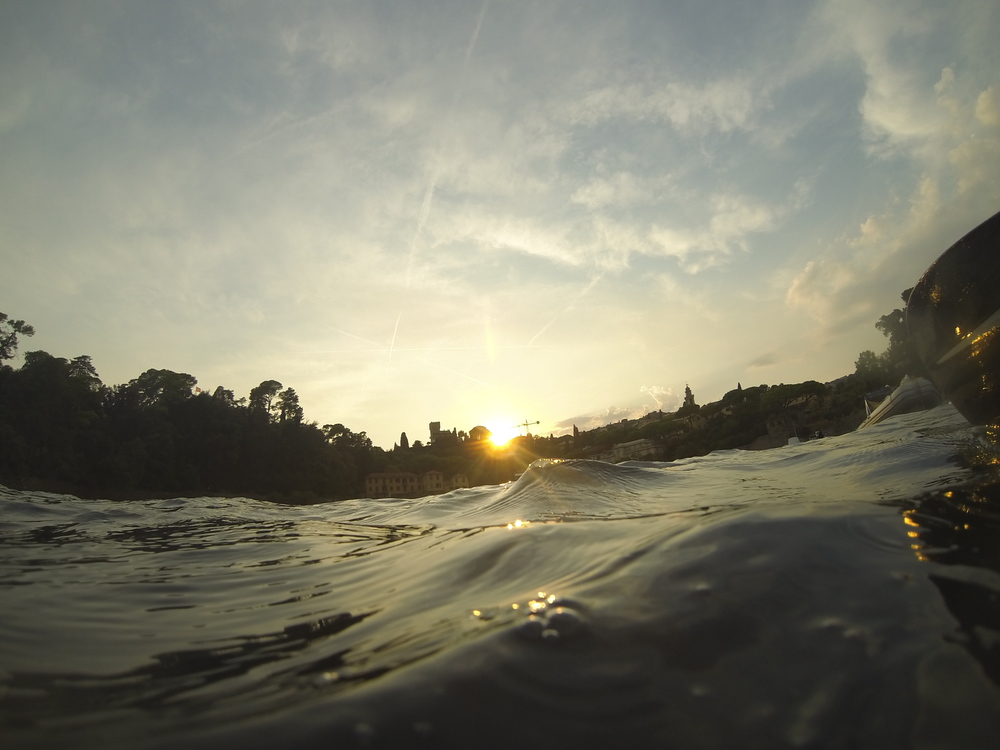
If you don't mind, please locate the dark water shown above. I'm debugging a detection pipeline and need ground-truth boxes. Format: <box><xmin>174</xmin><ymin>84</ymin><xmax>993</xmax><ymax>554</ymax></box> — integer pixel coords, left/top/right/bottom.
<box><xmin>4</xmin><ymin>404</ymin><xmax>1000</xmax><ymax>749</ymax></box>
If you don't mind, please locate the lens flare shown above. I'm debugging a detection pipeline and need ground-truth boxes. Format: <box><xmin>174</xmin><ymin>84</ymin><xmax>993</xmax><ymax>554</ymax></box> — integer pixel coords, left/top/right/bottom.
<box><xmin>489</xmin><ymin>424</ymin><xmax>520</xmax><ymax>447</ymax></box>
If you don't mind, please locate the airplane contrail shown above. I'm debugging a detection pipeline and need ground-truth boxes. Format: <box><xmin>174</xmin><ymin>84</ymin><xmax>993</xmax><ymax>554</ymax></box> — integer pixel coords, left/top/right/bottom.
<box><xmin>331</xmin><ymin>328</ymin><xmax>385</xmax><ymax>348</ymax></box>
<box><xmin>298</xmin><ymin>344</ymin><xmax>549</xmax><ymax>355</ymax></box>
<box><xmin>405</xmin><ymin>0</ymin><xmax>490</xmax><ymax>288</ymax></box>
<box><xmin>405</xmin><ymin>164</ymin><xmax>440</xmax><ymax>287</ymax></box>
<box><xmin>385</xmin><ymin>312</ymin><xmax>402</xmax><ymax>374</ymax></box>
<box><xmin>528</xmin><ymin>274</ymin><xmax>604</xmax><ymax>346</ymax></box>
<box><xmin>465</xmin><ymin>0</ymin><xmax>490</xmax><ymax>63</ymax></box>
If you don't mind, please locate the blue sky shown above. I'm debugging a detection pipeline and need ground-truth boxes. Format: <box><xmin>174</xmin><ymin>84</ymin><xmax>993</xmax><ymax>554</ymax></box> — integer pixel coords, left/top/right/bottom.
<box><xmin>2</xmin><ymin>0</ymin><xmax>998</xmax><ymax>448</ymax></box>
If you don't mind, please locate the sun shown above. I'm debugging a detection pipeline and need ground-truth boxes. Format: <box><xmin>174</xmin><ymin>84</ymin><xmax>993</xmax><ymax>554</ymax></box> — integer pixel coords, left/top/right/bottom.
<box><xmin>488</xmin><ymin>423</ymin><xmax>520</xmax><ymax>448</ymax></box>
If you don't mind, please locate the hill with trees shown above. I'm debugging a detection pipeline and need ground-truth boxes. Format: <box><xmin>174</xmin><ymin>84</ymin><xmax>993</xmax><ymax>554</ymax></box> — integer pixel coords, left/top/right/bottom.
<box><xmin>0</xmin><ymin>294</ymin><xmax>915</xmax><ymax>503</ymax></box>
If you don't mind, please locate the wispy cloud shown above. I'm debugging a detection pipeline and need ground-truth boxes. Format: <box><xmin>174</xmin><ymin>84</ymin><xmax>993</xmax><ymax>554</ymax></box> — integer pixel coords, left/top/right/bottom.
<box><xmin>784</xmin><ymin>54</ymin><xmax>1000</xmax><ymax>337</ymax></box>
<box><xmin>3</xmin><ymin>0</ymin><xmax>996</xmax><ymax>447</ymax></box>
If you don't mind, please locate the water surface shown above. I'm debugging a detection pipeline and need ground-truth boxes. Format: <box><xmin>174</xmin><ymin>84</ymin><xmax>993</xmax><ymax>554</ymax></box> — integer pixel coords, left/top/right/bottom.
<box><xmin>3</xmin><ymin>404</ymin><xmax>1000</xmax><ymax>748</ymax></box>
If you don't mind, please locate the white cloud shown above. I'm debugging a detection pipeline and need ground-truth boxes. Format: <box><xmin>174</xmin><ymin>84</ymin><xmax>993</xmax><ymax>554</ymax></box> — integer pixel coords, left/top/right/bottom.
<box><xmin>785</xmin><ymin>257</ymin><xmax>860</xmax><ymax>317</ymax></box>
<box><xmin>570</xmin><ymin>171</ymin><xmax>672</xmax><ymax>211</ymax></box>
<box><xmin>559</xmin><ymin>76</ymin><xmax>759</xmax><ymax>135</ymax></box>
<box><xmin>3</xmin><ymin>0</ymin><xmax>998</xmax><ymax>448</ymax></box>
<box><xmin>783</xmin><ymin>0</ymin><xmax>1000</xmax><ymax>342</ymax></box>
<box><xmin>976</xmin><ymin>86</ymin><xmax>1000</xmax><ymax>126</ymax></box>
<box><xmin>649</xmin><ymin>192</ymin><xmax>783</xmax><ymax>272</ymax></box>
<box><xmin>640</xmin><ymin>385</ymin><xmax>678</xmax><ymax>412</ymax></box>
<box><xmin>555</xmin><ymin>404</ymin><xmax>657</xmax><ymax>432</ymax></box>
<box><xmin>818</xmin><ymin>0</ymin><xmax>942</xmax><ymax>150</ymax></box>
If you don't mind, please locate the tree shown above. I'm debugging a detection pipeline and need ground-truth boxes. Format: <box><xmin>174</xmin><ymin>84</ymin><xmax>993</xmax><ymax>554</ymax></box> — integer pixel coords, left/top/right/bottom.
<box><xmin>323</xmin><ymin>423</ymin><xmax>347</xmax><ymax>443</ymax></box>
<box><xmin>211</xmin><ymin>385</ymin><xmax>242</xmax><ymax>407</ymax></box>
<box><xmin>2</xmin><ymin>350</ymin><xmax>110</xmax><ymax>486</ymax></box>
<box><xmin>322</xmin><ymin>423</ymin><xmax>372</xmax><ymax>450</ymax></box>
<box><xmin>68</xmin><ymin>355</ymin><xmax>102</xmax><ymax>391</ymax></box>
<box><xmin>249</xmin><ymin>380</ymin><xmax>283</xmax><ymax>419</ymax></box>
<box><xmin>855</xmin><ymin>350</ymin><xmax>885</xmax><ymax>389</ymax></box>
<box><xmin>0</xmin><ymin>313</ymin><xmax>36</xmax><ymax>361</ymax></box>
<box><xmin>761</xmin><ymin>381</ymin><xmax>827</xmax><ymax>412</ymax></box>
<box><xmin>127</xmin><ymin>369</ymin><xmax>198</xmax><ymax>408</ymax></box>
<box><xmin>276</xmin><ymin>387</ymin><xmax>303</xmax><ymax>424</ymax></box>
<box><xmin>400</xmin><ymin>431</ymin><xmax>410</xmax><ymax>449</ymax></box>
<box><xmin>852</xmin><ymin>288</ymin><xmax>919</xmax><ymax>390</ymax></box>
<box><xmin>874</xmin><ymin>287</ymin><xmax>917</xmax><ymax>380</ymax></box>
<box><xmin>721</xmin><ymin>384</ymin><xmax>747</xmax><ymax>405</ymax></box>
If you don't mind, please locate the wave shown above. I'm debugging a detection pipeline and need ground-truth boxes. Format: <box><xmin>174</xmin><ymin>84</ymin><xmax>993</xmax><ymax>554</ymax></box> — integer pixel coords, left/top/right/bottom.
<box><xmin>3</xmin><ymin>403</ymin><xmax>1000</xmax><ymax>748</ymax></box>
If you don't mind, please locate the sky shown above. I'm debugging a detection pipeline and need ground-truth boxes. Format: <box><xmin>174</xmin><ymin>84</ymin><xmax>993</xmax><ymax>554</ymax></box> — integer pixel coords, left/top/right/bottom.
<box><xmin>2</xmin><ymin>0</ymin><xmax>999</xmax><ymax>449</ymax></box>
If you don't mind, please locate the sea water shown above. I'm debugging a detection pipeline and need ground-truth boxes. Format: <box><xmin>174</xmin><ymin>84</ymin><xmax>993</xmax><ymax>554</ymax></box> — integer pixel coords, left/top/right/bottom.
<box><xmin>3</xmin><ymin>403</ymin><xmax>1000</xmax><ymax>748</ymax></box>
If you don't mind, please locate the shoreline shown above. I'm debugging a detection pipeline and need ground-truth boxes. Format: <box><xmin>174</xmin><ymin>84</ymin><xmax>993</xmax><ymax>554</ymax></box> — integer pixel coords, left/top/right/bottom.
<box><xmin>2</xmin><ymin>478</ymin><xmax>337</xmax><ymax>505</ymax></box>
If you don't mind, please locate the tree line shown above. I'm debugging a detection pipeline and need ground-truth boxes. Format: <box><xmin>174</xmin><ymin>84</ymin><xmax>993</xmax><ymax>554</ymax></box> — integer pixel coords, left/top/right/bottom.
<box><xmin>528</xmin><ymin>290</ymin><xmax>916</xmax><ymax>461</ymax></box>
<box><xmin>0</xmin><ymin>292</ymin><xmax>915</xmax><ymax>502</ymax></box>
<box><xmin>0</xmin><ymin>314</ymin><xmax>381</xmax><ymax>503</ymax></box>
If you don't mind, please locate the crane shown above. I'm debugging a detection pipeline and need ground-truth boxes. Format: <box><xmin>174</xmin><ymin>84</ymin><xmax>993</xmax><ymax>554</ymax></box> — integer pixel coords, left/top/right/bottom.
<box><xmin>516</xmin><ymin>419</ymin><xmax>540</xmax><ymax>435</ymax></box>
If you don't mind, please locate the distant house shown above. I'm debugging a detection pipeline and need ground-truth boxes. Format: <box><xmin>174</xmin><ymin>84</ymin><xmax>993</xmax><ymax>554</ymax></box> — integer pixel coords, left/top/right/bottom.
<box><xmin>365</xmin><ymin>471</ymin><xmax>471</xmax><ymax>498</ymax></box>
<box><xmin>468</xmin><ymin>425</ymin><xmax>492</xmax><ymax>442</ymax></box>
<box><xmin>422</xmin><ymin>470</ymin><xmax>445</xmax><ymax>493</ymax></box>
<box><xmin>365</xmin><ymin>472</ymin><xmax>421</xmax><ymax>498</ymax></box>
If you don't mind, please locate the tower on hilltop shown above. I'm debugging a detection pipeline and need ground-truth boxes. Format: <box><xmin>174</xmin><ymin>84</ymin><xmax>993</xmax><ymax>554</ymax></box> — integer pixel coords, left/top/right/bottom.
<box><xmin>684</xmin><ymin>384</ymin><xmax>697</xmax><ymax>408</ymax></box>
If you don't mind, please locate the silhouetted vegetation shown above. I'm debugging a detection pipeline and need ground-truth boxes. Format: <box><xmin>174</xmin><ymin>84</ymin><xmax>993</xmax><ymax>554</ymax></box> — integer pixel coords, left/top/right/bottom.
<box><xmin>0</xmin><ymin>293</ymin><xmax>920</xmax><ymax>501</ymax></box>
<box><xmin>853</xmin><ymin>288</ymin><xmax>919</xmax><ymax>389</ymax></box>
<box><xmin>550</xmin><ymin>378</ymin><xmax>866</xmax><ymax>462</ymax></box>
<box><xmin>0</xmin><ymin>326</ymin><xmax>382</xmax><ymax>503</ymax></box>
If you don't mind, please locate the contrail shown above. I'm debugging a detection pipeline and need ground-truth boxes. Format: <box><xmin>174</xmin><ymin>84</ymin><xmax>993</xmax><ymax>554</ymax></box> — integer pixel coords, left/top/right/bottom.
<box><xmin>331</xmin><ymin>328</ymin><xmax>385</xmax><ymax>348</ymax></box>
<box><xmin>404</xmin><ymin>0</ymin><xmax>489</xmax><ymax>288</ymax></box>
<box><xmin>385</xmin><ymin>312</ymin><xmax>402</xmax><ymax>374</ymax></box>
<box><xmin>421</xmin><ymin>357</ymin><xmax>489</xmax><ymax>386</ymax></box>
<box><xmin>465</xmin><ymin>0</ymin><xmax>490</xmax><ymax>63</ymax></box>
<box><xmin>527</xmin><ymin>318</ymin><xmax>557</xmax><ymax>348</ymax></box>
<box><xmin>528</xmin><ymin>274</ymin><xmax>604</xmax><ymax>346</ymax></box>
<box><xmin>405</xmin><ymin>164</ymin><xmax>440</xmax><ymax>287</ymax></box>
<box><xmin>298</xmin><ymin>344</ymin><xmax>549</xmax><ymax>355</ymax></box>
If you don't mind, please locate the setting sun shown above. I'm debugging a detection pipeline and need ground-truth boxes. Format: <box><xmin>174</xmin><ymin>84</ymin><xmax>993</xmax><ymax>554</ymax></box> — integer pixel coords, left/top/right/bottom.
<box><xmin>488</xmin><ymin>423</ymin><xmax>521</xmax><ymax>448</ymax></box>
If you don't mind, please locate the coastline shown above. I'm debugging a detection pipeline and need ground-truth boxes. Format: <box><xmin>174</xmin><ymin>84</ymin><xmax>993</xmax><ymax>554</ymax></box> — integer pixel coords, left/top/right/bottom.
<box><xmin>3</xmin><ymin>478</ymin><xmax>332</xmax><ymax>505</ymax></box>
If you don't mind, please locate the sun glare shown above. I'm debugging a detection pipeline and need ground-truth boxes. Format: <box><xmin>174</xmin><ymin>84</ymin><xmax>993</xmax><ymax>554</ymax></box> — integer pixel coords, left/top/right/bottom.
<box><xmin>489</xmin><ymin>424</ymin><xmax>520</xmax><ymax>448</ymax></box>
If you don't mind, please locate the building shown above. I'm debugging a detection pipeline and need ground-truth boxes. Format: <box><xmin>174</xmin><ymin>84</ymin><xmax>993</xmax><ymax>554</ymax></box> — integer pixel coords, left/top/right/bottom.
<box><xmin>364</xmin><ymin>471</ymin><xmax>471</xmax><ymax>498</ymax></box>
<box><xmin>422</xmin><ymin>469</ymin><xmax>445</xmax><ymax>493</ymax></box>
<box><xmin>428</xmin><ymin>421</ymin><xmax>461</xmax><ymax>446</ymax></box>
<box><xmin>364</xmin><ymin>472</ymin><xmax>421</xmax><ymax>498</ymax></box>
<box><xmin>468</xmin><ymin>425</ymin><xmax>492</xmax><ymax>442</ymax></box>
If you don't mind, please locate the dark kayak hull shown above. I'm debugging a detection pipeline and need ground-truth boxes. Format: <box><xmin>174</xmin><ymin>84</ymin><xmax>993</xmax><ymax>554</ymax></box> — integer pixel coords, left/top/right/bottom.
<box><xmin>907</xmin><ymin>209</ymin><xmax>1000</xmax><ymax>426</ymax></box>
